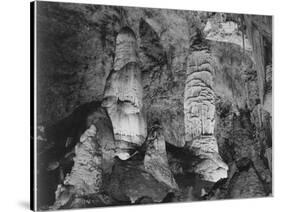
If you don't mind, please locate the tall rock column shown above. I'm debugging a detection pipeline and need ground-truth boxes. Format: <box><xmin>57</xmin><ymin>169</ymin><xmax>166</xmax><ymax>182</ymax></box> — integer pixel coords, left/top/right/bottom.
<box><xmin>184</xmin><ymin>47</ymin><xmax>228</xmax><ymax>182</ymax></box>
<box><xmin>102</xmin><ymin>27</ymin><xmax>147</xmax><ymax>159</ymax></box>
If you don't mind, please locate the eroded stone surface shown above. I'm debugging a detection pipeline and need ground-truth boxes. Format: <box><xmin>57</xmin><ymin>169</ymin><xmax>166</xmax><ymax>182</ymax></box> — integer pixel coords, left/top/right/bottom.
<box><xmin>229</xmin><ymin>167</ymin><xmax>266</xmax><ymax>198</ymax></box>
<box><xmin>184</xmin><ymin>50</ymin><xmax>216</xmax><ymax>141</ymax></box>
<box><xmin>190</xmin><ymin>136</ymin><xmax>228</xmax><ymax>182</ymax></box>
<box><xmin>204</xmin><ymin>15</ymin><xmax>252</xmax><ymax>51</ymax></box>
<box><xmin>107</xmin><ymin>160</ymin><xmax>170</xmax><ymax>203</ymax></box>
<box><xmin>102</xmin><ymin>27</ymin><xmax>147</xmax><ymax>148</ymax></box>
<box><xmin>144</xmin><ymin>127</ymin><xmax>178</xmax><ymax>190</ymax></box>
<box><xmin>185</xmin><ymin>49</ymin><xmax>228</xmax><ymax>182</ymax></box>
<box><xmin>114</xmin><ymin>27</ymin><xmax>138</xmax><ymax>71</ymax></box>
<box><xmin>86</xmin><ymin>107</ymin><xmax>116</xmax><ymax>174</ymax></box>
<box><xmin>52</xmin><ymin>124</ymin><xmax>102</xmax><ymax>209</ymax></box>
<box><xmin>35</xmin><ymin>3</ymin><xmax>272</xmax><ymax>208</ymax></box>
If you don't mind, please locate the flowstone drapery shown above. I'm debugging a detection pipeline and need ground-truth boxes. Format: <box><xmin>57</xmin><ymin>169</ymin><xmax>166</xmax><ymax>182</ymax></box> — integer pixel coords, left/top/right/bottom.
<box><xmin>102</xmin><ymin>27</ymin><xmax>147</xmax><ymax>159</ymax></box>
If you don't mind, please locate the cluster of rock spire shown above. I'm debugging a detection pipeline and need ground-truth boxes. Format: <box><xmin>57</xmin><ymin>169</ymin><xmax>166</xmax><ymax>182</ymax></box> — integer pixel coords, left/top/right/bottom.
<box><xmin>52</xmin><ymin>24</ymin><xmax>230</xmax><ymax>209</ymax></box>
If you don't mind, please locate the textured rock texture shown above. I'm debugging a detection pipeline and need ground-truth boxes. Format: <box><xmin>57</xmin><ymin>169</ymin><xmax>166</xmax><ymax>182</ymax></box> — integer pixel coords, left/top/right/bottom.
<box><xmin>64</xmin><ymin>124</ymin><xmax>102</xmax><ymax>194</ymax></box>
<box><xmin>51</xmin><ymin>124</ymin><xmax>102</xmax><ymax>209</ymax></box>
<box><xmin>35</xmin><ymin>1</ymin><xmax>272</xmax><ymax>210</ymax></box>
<box><xmin>244</xmin><ymin>15</ymin><xmax>272</xmax><ymax>104</ymax></box>
<box><xmin>184</xmin><ymin>43</ymin><xmax>228</xmax><ymax>182</ymax></box>
<box><xmin>144</xmin><ymin>126</ymin><xmax>178</xmax><ymax>190</ymax></box>
<box><xmin>184</xmin><ymin>50</ymin><xmax>216</xmax><ymax>141</ymax></box>
<box><xmin>50</xmin><ymin>106</ymin><xmax>118</xmax><ymax>209</ymax></box>
<box><xmin>107</xmin><ymin>159</ymin><xmax>170</xmax><ymax>203</ymax></box>
<box><xmin>102</xmin><ymin>27</ymin><xmax>147</xmax><ymax>148</ymax></box>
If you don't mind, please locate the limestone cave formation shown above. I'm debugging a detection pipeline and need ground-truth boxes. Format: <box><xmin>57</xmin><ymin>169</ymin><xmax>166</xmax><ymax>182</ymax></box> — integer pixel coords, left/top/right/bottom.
<box><xmin>35</xmin><ymin>2</ymin><xmax>272</xmax><ymax>210</ymax></box>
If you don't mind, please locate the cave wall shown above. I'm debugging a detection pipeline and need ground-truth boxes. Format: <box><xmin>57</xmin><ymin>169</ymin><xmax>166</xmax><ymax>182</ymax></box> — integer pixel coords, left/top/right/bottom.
<box><xmin>35</xmin><ymin>1</ymin><xmax>272</xmax><ymax>210</ymax></box>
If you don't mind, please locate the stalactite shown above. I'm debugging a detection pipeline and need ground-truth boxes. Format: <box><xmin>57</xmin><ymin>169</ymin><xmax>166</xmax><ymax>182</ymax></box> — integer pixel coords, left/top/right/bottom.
<box><xmin>102</xmin><ymin>27</ymin><xmax>147</xmax><ymax>157</ymax></box>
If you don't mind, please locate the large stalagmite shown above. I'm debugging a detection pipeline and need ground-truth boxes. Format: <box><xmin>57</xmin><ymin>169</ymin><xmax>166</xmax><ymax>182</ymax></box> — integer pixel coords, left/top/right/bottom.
<box><xmin>184</xmin><ymin>50</ymin><xmax>216</xmax><ymax>140</ymax></box>
<box><xmin>184</xmin><ymin>48</ymin><xmax>228</xmax><ymax>182</ymax></box>
<box><xmin>102</xmin><ymin>27</ymin><xmax>147</xmax><ymax>157</ymax></box>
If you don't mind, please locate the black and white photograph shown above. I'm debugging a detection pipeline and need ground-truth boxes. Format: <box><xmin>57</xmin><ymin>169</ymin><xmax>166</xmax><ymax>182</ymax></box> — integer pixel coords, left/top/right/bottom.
<box><xmin>32</xmin><ymin>0</ymin><xmax>272</xmax><ymax>210</ymax></box>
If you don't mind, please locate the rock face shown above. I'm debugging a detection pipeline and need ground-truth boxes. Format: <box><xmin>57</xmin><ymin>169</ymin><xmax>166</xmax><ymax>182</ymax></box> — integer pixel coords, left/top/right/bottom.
<box><xmin>204</xmin><ymin>14</ymin><xmax>252</xmax><ymax>51</ymax></box>
<box><xmin>66</xmin><ymin>124</ymin><xmax>102</xmax><ymax>194</ymax></box>
<box><xmin>102</xmin><ymin>27</ymin><xmax>147</xmax><ymax>151</ymax></box>
<box><xmin>190</xmin><ymin>137</ymin><xmax>228</xmax><ymax>182</ymax></box>
<box><xmin>144</xmin><ymin>127</ymin><xmax>178</xmax><ymax>190</ymax></box>
<box><xmin>86</xmin><ymin>108</ymin><xmax>116</xmax><ymax>174</ymax></box>
<box><xmin>244</xmin><ymin>15</ymin><xmax>272</xmax><ymax>104</ymax></box>
<box><xmin>48</xmin><ymin>106</ymin><xmax>116</xmax><ymax>209</ymax></box>
<box><xmin>113</xmin><ymin>27</ymin><xmax>139</xmax><ymax>71</ymax></box>
<box><xmin>35</xmin><ymin>2</ymin><xmax>272</xmax><ymax>210</ymax></box>
<box><xmin>229</xmin><ymin>167</ymin><xmax>266</xmax><ymax>198</ymax></box>
<box><xmin>108</xmin><ymin>159</ymin><xmax>170</xmax><ymax>203</ymax></box>
<box><xmin>52</xmin><ymin>124</ymin><xmax>102</xmax><ymax>209</ymax></box>
<box><xmin>264</xmin><ymin>65</ymin><xmax>272</xmax><ymax>115</ymax></box>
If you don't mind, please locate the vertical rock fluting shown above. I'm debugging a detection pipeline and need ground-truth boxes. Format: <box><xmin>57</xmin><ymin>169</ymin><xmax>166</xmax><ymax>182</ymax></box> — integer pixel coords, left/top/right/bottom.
<box><xmin>102</xmin><ymin>27</ymin><xmax>147</xmax><ymax>156</ymax></box>
<box><xmin>244</xmin><ymin>15</ymin><xmax>272</xmax><ymax>105</ymax></box>
<box><xmin>184</xmin><ymin>48</ymin><xmax>228</xmax><ymax>182</ymax></box>
<box><xmin>264</xmin><ymin>64</ymin><xmax>272</xmax><ymax>115</ymax></box>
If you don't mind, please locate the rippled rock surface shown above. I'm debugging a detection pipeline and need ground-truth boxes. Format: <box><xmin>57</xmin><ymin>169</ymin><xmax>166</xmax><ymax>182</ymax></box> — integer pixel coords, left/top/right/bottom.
<box><xmin>103</xmin><ymin>27</ymin><xmax>147</xmax><ymax>149</ymax></box>
<box><xmin>184</xmin><ymin>46</ymin><xmax>228</xmax><ymax>182</ymax></box>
